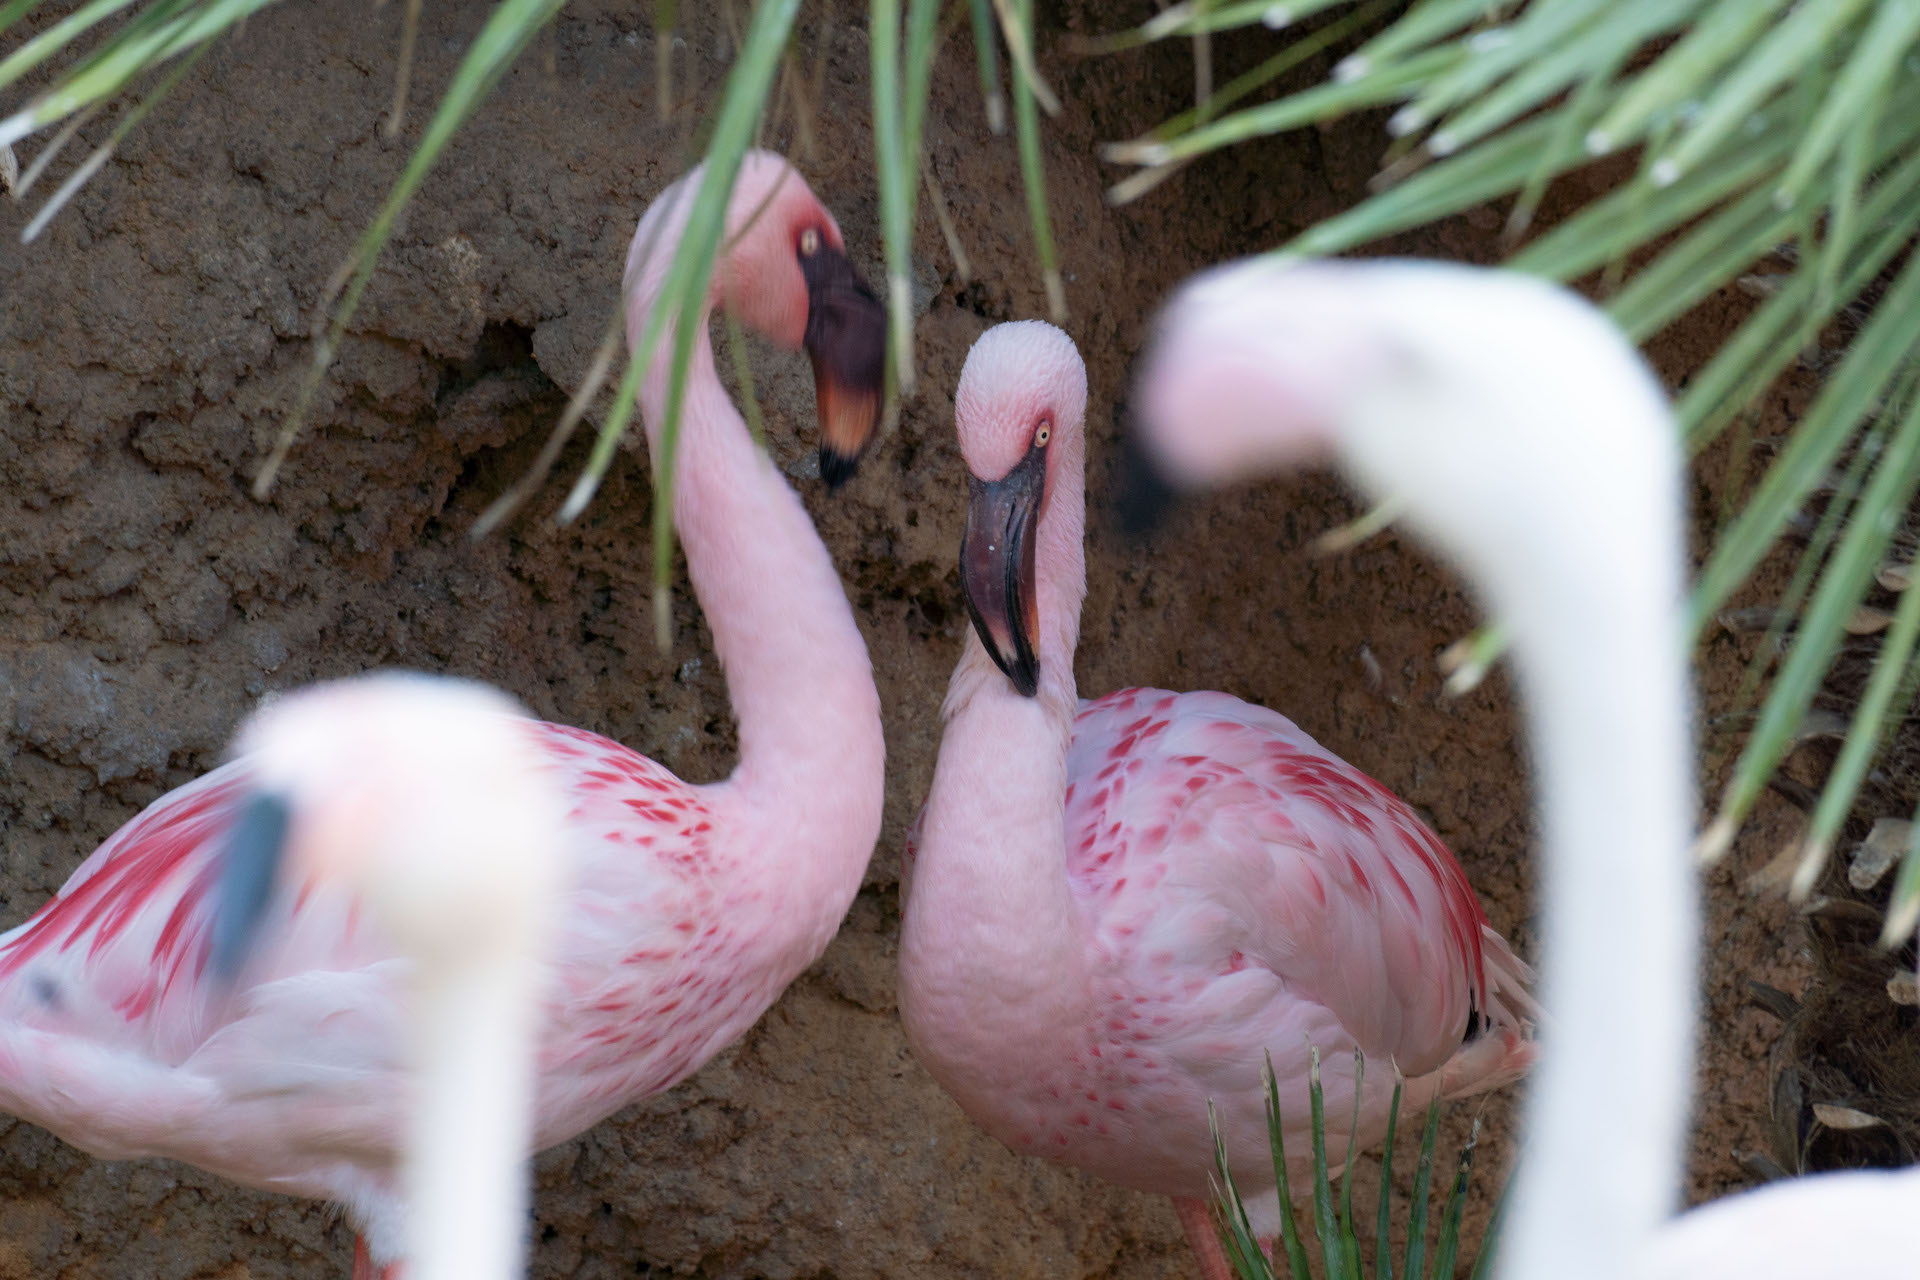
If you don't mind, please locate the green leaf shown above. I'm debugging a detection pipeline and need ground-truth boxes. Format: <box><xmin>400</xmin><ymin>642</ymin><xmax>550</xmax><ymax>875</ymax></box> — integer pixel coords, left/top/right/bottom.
<box><xmin>1009</xmin><ymin>0</ymin><xmax>1063</xmax><ymax>320</ymax></box>
<box><xmin>1584</xmin><ymin>0</ymin><xmax>1790</xmax><ymax>156</ymax></box>
<box><xmin>1707</xmin><ymin>371</ymin><xmax>1920</xmax><ymax>855</ymax></box>
<box><xmin>1402</xmin><ymin>1100</ymin><xmax>1442</xmax><ymax>1280</ymax></box>
<box><xmin>1652</xmin><ymin>0</ymin><xmax>1875</xmax><ymax>186</ymax></box>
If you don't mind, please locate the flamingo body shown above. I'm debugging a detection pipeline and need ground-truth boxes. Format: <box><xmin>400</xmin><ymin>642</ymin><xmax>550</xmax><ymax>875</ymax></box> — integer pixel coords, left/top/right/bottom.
<box><xmin>900</xmin><ymin>321</ymin><xmax>1534</xmax><ymax>1249</ymax></box>
<box><xmin>0</xmin><ymin>151</ymin><xmax>888</xmax><ymax>1271</ymax></box>
<box><xmin>0</xmin><ymin>717</ymin><xmax>821</xmax><ymax>1251</ymax></box>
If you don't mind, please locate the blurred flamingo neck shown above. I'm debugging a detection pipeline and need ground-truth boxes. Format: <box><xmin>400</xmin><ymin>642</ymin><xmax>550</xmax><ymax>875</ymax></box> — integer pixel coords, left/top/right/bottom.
<box><xmin>1498</xmin><ymin>559</ymin><xmax>1694</xmax><ymax>1280</ymax></box>
<box><xmin>633</xmin><ymin>293</ymin><xmax>882</xmax><ymax>862</ymax></box>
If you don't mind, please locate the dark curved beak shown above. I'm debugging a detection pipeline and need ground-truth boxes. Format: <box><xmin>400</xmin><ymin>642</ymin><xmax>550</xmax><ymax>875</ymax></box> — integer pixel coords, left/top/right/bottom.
<box><xmin>210</xmin><ymin>790</ymin><xmax>294</xmax><ymax>981</ymax></box>
<box><xmin>960</xmin><ymin>447</ymin><xmax>1046</xmax><ymax>697</ymax></box>
<box><xmin>799</xmin><ymin>244</ymin><xmax>886</xmax><ymax>489</ymax></box>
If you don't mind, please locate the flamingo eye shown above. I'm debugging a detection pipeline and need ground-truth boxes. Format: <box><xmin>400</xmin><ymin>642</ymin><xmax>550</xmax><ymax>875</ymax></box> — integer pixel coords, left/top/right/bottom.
<box><xmin>1033</xmin><ymin>418</ymin><xmax>1052</xmax><ymax>448</ymax></box>
<box><xmin>798</xmin><ymin>227</ymin><xmax>822</xmax><ymax>256</ymax></box>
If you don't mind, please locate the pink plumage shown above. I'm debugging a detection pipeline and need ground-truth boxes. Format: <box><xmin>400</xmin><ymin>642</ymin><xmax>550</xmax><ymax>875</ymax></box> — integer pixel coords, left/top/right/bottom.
<box><xmin>0</xmin><ymin>152</ymin><xmax>889</xmax><ymax>1276</ymax></box>
<box><xmin>900</xmin><ymin>321</ymin><xmax>1535</xmax><ymax>1277</ymax></box>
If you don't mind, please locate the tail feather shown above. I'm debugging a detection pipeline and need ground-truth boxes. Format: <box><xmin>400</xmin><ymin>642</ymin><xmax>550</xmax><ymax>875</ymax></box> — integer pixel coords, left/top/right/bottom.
<box><xmin>1440</xmin><ymin>924</ymin><xmax>1539</xmax><ymax>1101</ymax></box>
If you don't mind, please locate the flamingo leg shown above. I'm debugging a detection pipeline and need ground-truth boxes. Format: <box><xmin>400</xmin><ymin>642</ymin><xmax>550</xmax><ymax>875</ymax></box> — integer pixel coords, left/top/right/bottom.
<box><xmin>1172</xmin><ymin>1196</ymin><xmax>1236</xmax><ymax>1280</ymax></box>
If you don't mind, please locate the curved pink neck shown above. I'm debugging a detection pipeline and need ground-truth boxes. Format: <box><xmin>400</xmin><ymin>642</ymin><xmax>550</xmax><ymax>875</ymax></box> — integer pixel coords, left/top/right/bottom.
<box><xmin>635</xmin><ymin>298</ymin><xmax>884</xmax><ymax>925</ymax></box>
<box><xmin>905</xmin><ymin>431</ymin><xmax>1090</xmax><ymax>1030</ymax></box>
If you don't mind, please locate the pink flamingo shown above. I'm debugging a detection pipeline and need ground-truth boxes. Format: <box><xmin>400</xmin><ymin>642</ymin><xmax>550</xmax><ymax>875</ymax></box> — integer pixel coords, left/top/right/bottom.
<box><xmin>897</xmin><ymin>319</ymin><xmax>1538</xmax><ymax>1280</ymax></box>
<box><xmin>0</xmin><ymin>152</ymin><xmax>888</xmax><ymax>1278</ymax></box>
<box><xmin>1132</xmin><ymin>258</ymin><xmax>1695</xmax><ymax>1280</ymax></box>
<box><xmin>212</xmin><ymin>673</ymin><xmax>569</xmax><ymax>1280</ymax></box>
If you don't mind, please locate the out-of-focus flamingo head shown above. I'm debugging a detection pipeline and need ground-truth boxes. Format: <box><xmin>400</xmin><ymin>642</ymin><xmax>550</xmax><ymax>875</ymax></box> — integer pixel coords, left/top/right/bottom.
<box><xmin>1133</xmin><ymin>256</ymin><xmax>1674</xmax><ymax>615</ymax></box>
<box><xmin>625</xmin><ymin>150</ymin><xmax>886</xmax><ymax>487</ymax></box>
<box><xmin>952</xmin><ymin>320</ymin><xmax>1087</xmax><ymax>698</ymax></box>
<box><xmin>211</xmin><ymin>673</ymin><xmax>566</xmax><ymax>976</ymax></box>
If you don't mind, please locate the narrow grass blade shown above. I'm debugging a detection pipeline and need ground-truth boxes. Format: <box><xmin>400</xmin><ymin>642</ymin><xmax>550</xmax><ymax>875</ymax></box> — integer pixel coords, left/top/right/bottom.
<box><xmin>1428</xmin><ymin>1119</ymin><xmax>1480</xmax><ymax>1280</ymax></box>
<box><xmin>1333</xmin><ymin>0</ymin><xmax>1498</xmax><ymax>82</ymax></box>
<box><xmin>1882</xmin><ymin>811</ymin><xmax>1920</xmax><ymax>946</ymax></box>
<box><xmin>1507</xmin><ymin>114</ymin><xmax>1797</xmax><ymax>284</ymax></box>
<box><xmin>966</xmin><ymin>0</ymin><xmax>1006</xmax><ymax>132</ymax></box>
<box><xmin>1374</xmin><ymin>1079</ymin><xmax>1403</xmax><ymax>1280</ymax></box>
<box><xmin>987</xmin><ymin>0</ymin><xmax>1059</xmax><ymax>115</ymax></box>
<box><xmin>1305</xmin><ymin>1049</ymin><xmax>1348</xmax><ymax>1280</ymax></box>
<box><xmin>1607</xmin><ymin>178</ymin><xmax>1806</xmax><ymax>341</ymax></box>
<box><xmin>0</xmin><ymin>0</ymin><xmax>145</xmax><ymax>94</ymax></box>
<box><xmin>1585</xmin><ymin>0</ymin><xmax>1789</xmax><ymax>156</ymax></box>
<box><xmin>1338</xmin><ymin>1049</ymin><xmax>1364</xmax><ymax>1275</ymax></box>
<box><xmin>1690</xmin><ymin>247</ymin><xmax>1920</xmax><ymax>636</ymax></box>
<box><xmin>22</xmin><ymin>36</ymin><xmax>207</xmax><ymax>241</ymax></box>
<box><xmin>1010</xmin><ymin>0</ymin><xmax>1063</xmax><ymax>319</ymax></box>
<box><xmin>1264</xmin><ymin>1053</ymin><xmax>1315</xmax><ymax>1280</ymax></box>
<box><xmin>1705</xmin><ymin>378</ymin><xmax>1920</xmax><ymax>860</ymax></box>
<box><xmin>1388</xmin><ymin>0</ymin><xmax>1609</xmax><ymax>143</ymax></box>
<box><xmin>1432</xmin><ymin>0</ymin><xmax>1686</xmax><ymax>157</ymax></box>
<box><xmin>1653</xmin><ymin>0</ymin><xmax>1874</xmax><ymax>186</ymax></box>
<box><xmin>1286</xmin><ymin>107</ymin><xmax>1569</xmax><ymax>257</ymax></box>
<box><xmin>870</xmin><ymin>0</ymin><xmax>912</xmax><ymax>391</ymax></box>
<box><xmin>1774</xmin><ymin>0</ymin><xmax>1920</xmax><ymax>209</ymax></box>
<box><xmin>1680</xmin><ymin>143</ymin><xmax>1920</xmax><ymax>451</ymax></box>
<box><xmin>1110</xmin><ymin>43</ymin><xmax>1459</xmax><ymax>172</ymax></box>
<box><xmin>1793</xmin><ymin>529</ymin><xmax>1920</xmax><ymax>899</ymax></box>
<box><xmin>1120</xmin><ymin>0</ymin><xmax>1393</xmax><ymax>149</ymax></box>
<box><xmin>1402</xmin><ymin>1100</ymin><xmax>1442</xmax><ymax>1280</ymax></box>
<box><xmin>1210</xmin><ymin>1100</ymin><xmax>1274</xmax><ymax>1279</ymax></box>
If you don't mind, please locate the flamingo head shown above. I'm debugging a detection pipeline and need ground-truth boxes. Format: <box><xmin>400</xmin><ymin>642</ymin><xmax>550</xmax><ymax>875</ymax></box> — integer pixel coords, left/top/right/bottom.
<box><xmin>1133</xmin><ymin>256</ymin><xmax>1676</xmax><ymax>606</ymax></box>
<box><xmin>626</xmin><ymin>150</ymin><xmax>886</xmax><ymax>487</ymax></box>
<box><xmin>211</xmin><ymin>673</ymin><xmax>566</xmax><ymax>978</ymax></box>
<box><xmin>952</xmin><ymin>320</ymin><xmax>1087</xmax><ymax>697</ymax></box>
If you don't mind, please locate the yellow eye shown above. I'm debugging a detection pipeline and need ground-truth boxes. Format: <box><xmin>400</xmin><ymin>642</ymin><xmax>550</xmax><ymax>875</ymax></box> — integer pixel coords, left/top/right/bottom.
<box><xmin>1034</xmin><ymin>421</ymin><xmax>1052</xmax><ymax>447</ymax></box>
<box><xmin>798</xmin><ymin>227</ymin><xmax>822</xmax><ymax>256</ymax></box>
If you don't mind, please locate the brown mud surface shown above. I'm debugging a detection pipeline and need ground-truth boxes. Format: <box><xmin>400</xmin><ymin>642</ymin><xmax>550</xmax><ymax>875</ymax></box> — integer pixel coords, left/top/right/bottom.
<box><xmin>0</xmin><ymin>3</ymin><xmax>1860</xmax><ymax>1276</ymax></box>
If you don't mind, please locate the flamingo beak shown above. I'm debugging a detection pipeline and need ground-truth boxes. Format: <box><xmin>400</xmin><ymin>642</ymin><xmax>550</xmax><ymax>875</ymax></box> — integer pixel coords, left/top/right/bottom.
<box><xmin>210</xmin><ymin>790</ymin><xmax>294</xmax><ymax>980</ymax></box>
<box><xmin>960</xmin><ymin>445</ymin><xmax>1046</xmax><ymax>697</ymax></box>
<box><xmin>799</xmin><ymin>242</ymin><xmax>886</xmax><ymax>489</ymax></box>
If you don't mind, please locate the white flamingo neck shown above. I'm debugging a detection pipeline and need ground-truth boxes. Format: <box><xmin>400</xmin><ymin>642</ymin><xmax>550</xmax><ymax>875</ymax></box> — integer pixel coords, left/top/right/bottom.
<box><xmin>404</xmin><ymin>946</ymin><xmax>542</xmax><ymax>1280</ymax></box>
<box><xmin>636</xmin><ymin>304</ymin><xmax>884</xmax><ymax>918</ymax></box>
<box><xmin>1497</xmin><ymin>561</ymin><xmax>1696</xmax><ymax>1280</ymax></box>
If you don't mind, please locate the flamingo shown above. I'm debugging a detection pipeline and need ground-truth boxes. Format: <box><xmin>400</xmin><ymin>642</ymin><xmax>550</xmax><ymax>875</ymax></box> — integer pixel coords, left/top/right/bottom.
<box><xmin>1632</xmin><ymin>1165</ymin><xmax>1914</xmax><ymax>1279</ymax></box>
<box><xmin>209</xmin><ymin>673</ymin><xmax>568</xmax><ymax>1280</ymax></box>
<box><xmin>897</xmin><ymin>319</ymin><xmax>1539</xmax><ymax>1280</ymax></box>
<box><xmin>1131</xmin><ymin>257</ymin><xmax>1696</xmax><ymax>1280</ymax></box>
<box><xmin>0</xmin><ymin>151</ymin><xmax>888</xmax><ymax>1278</ymax></box>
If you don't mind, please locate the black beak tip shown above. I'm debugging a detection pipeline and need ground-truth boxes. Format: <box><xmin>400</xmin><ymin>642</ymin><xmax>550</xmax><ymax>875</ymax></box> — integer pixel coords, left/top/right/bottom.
<box><xmin>819</xmin><ymin>445</ymin><xmax>862</xmax><ymax>491</ymax></box>
<box><xmin>1010</xmin><ymin>663</ymin><xmax>1039</xmax><ymax>698</ymax></box>
<box><xmin>1115</xmin><ymin>430</ymin><xmax>1178</xmax><ymax>541</ymax></box>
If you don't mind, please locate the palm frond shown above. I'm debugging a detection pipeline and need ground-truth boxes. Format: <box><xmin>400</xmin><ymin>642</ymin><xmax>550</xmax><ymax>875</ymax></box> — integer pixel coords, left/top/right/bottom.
<box><xmin>1098</xmin><ymin>0</ymin><xmax>1920</xmax><ymax>916</ymax></box>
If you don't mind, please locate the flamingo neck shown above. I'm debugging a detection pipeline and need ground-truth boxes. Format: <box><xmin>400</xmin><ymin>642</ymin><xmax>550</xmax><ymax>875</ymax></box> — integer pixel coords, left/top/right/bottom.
<box><xmin>636</xmin><ymin>303</ymin><xmax>884</xmax><ymax>947</ymax></box>
<box><xmin>1492</xmin><ymin>531</ymin><xmax>1696</xmax><ymax>1280</ymax></box>
<box><xmin>902</xmin><ymin>433</ymin><xmax>1090</xmax><ymax>1047</ymax></box>
<box><xmin>402</xmin><ymin>946</ymin><xmax>542</xmax><ymax>1280</ymax></box>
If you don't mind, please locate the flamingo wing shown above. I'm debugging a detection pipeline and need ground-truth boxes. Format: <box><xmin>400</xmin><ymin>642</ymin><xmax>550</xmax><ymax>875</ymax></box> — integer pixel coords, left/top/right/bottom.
<box><xmin>1065</xmin><ymin>687</ymin><xmax>1520</xmax><ymax>1078</ymax></box>
<box><xmin>0</xmin><ymin>718</ymin><xmax>712</xmax><ymax>1182</ymax></box>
